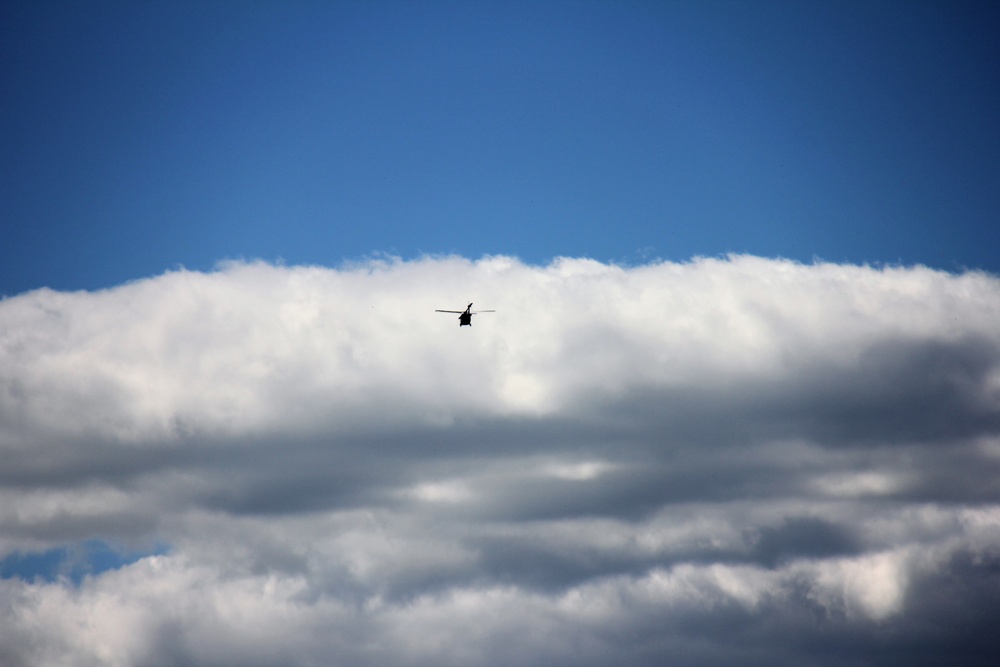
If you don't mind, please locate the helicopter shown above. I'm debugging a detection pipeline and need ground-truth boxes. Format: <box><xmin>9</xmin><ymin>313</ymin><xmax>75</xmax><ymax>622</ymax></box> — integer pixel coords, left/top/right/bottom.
<box><xmin>435</xmin><ymin>303</ymin><xmax>494</xmax><ymax>326</ymax></box>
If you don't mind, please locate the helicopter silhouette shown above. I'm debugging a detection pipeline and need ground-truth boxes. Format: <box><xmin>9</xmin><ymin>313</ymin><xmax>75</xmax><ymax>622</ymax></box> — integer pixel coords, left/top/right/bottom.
<box><xmin>435</xmin><ymin>303</ymin><xmax>495</xmax><ymax>326</ymax></box>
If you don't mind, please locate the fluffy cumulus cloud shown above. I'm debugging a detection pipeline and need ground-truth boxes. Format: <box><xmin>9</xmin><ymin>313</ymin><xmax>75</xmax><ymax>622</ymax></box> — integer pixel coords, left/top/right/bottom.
<box><xmin>2</xmin><ymin>255</ymin><xmax>1000</xmax><ymax>666</ymax></box>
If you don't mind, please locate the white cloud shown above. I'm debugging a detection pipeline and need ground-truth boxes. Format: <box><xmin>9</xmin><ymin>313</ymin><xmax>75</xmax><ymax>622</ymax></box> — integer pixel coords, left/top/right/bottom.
<box><xmin>2</xmin><ymin>255</ymin><xmax>1000</xmax><ymax>665</ymax></box>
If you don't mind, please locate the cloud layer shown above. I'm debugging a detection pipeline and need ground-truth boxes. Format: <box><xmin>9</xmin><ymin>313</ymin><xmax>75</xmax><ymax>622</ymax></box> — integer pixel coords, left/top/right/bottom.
<box><xmin>2</xmin><ymin>255</ymin><xmax>1000</xmax><ymax>666</ymax></box>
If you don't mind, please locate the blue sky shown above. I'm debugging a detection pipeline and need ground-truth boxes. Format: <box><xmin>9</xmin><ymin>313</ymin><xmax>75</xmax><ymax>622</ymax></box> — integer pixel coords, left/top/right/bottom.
<box><xmin>3</xmin><ymin>0</ymin><xmax>999</xmax><ymax>296</ymax></box>
<box><xmin>0</xmin><ymin>540</ymin><xmax>168</xmax><ymax>584</ymax></box>
<box><xmin>4</xmin><ymin>3</ymin><xmax>1000</xmax><ymax>665</ymax></box>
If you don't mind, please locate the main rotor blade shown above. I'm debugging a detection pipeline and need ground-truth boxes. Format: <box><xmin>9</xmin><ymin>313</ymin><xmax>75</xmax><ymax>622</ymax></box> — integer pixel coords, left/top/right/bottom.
<box><xmin>471</xmin><ymin>310</ymin><xmax>495</xmax><ymax>313</ymax></box>
<box><xmin>435</xmin><ymin>310</ymin><xmax>463</xmax><ymax>313</ymax></box>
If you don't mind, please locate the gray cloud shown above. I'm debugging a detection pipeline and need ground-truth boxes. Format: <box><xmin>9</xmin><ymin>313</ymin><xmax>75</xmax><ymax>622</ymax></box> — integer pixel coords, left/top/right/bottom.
<box><xmin>1</xmin><ymin>255</ymin><xmax>1000</xmax><ymax>665</ymax></box>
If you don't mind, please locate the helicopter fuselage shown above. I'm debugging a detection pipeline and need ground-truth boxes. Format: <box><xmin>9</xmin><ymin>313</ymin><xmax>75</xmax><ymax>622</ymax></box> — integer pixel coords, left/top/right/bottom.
<box><xmin>435</xmin><ymin>302</ymin><xmax>493</xmax><ymax>326</ymax></box>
